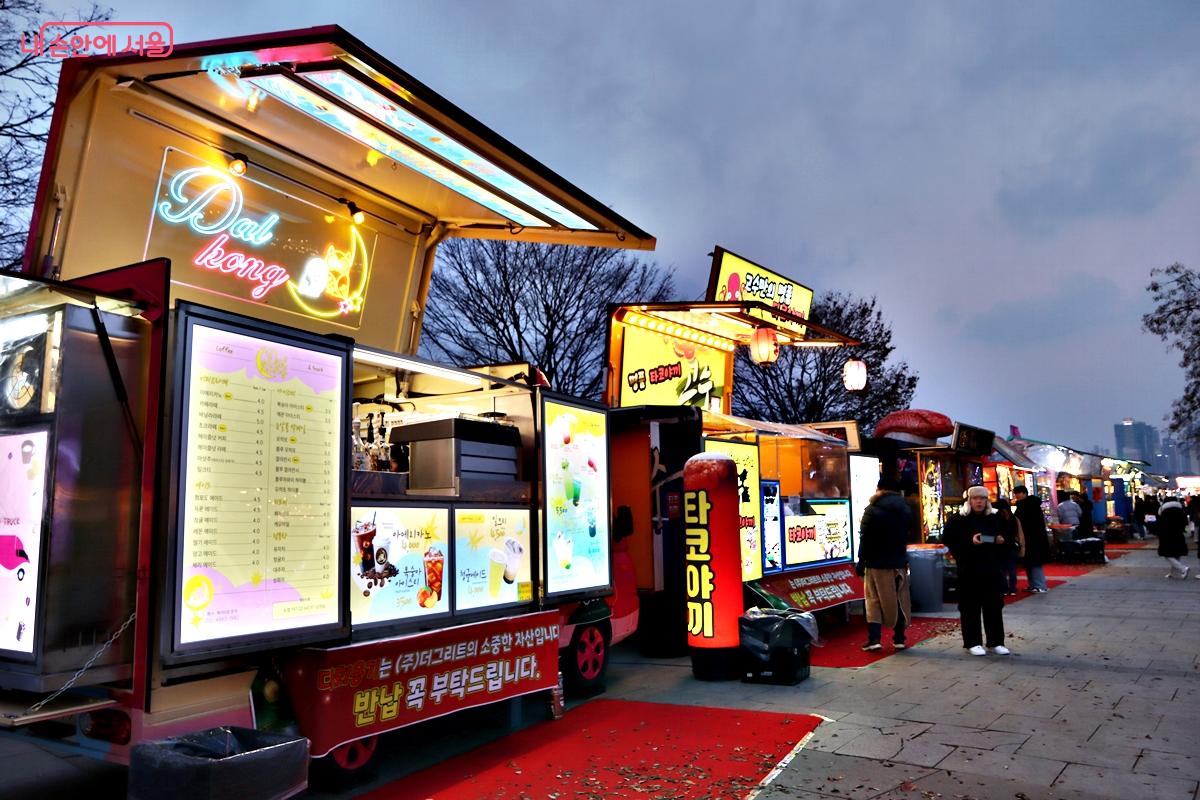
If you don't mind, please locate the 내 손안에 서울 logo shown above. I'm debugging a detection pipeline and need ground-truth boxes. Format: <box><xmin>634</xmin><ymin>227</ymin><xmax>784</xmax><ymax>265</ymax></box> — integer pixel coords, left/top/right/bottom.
<box><xmin>20</xmin><ymin>21</ymin><xmax>174</xmax><ymax>59</ymax></box>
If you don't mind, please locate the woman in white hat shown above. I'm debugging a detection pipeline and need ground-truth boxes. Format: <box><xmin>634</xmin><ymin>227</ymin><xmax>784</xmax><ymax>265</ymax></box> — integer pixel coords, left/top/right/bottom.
<box><xmin>944</xmin><ymin>486</ymin><xmax>1011</xmax><ymax>656</ymax></box>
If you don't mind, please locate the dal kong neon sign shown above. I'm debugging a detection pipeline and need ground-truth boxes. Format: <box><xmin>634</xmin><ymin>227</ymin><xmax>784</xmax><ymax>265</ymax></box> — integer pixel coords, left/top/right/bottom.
<box><xmin>157</xmin><ymin>166</ymin><xmax>367</xmax><ymax>315</ymax></box>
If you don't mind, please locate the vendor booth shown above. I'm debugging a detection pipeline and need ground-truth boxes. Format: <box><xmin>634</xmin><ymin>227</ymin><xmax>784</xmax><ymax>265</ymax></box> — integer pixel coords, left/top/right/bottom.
<box><xmin>1</xmin><ymin>26</ymin><xmax>654</xmax><ymax>774</ymax></box>
<box><xmin>604</xmin><ymin>248</ymin><xmax>864</xmax><ymax>657</ymax></box>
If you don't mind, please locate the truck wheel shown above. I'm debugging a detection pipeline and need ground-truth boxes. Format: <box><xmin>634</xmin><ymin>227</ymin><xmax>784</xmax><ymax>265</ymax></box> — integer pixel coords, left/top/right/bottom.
<box><xmin>564</xmin><ymin>623</ymin><xmax>609</xmax><ymax>694</ymax></box>
<box><xmin>325</xmin><ymin>735</ymin><xmax>379</xmax><ymax>775</ymax></box>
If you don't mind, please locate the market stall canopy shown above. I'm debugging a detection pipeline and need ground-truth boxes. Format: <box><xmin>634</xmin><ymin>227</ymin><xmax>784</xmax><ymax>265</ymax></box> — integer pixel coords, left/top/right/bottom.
<box><xmin>989</xmin><ymin>438</ymin><xmax>1039</xmax><ymax>471</ymax></box>
<box><xmin>703</xmin><ymin>411</ymin><xmax>848</xmax><ymax>445</ymax></box>
<box><xmin>26</xmin><ymin>25</ymin><xmax>653</xmax><ymax>261</ymax></box>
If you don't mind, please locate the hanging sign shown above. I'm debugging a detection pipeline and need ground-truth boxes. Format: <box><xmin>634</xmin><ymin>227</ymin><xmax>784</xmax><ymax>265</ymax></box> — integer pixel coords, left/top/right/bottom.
<box><xmin>706</xmin><ymin>247</ymin><xmax>814</xmax><ymax>326</ymax></box>
<box><xmin>147</xmin><ymin>148</ymin><xmax>375</xmax><ymax>327</ymax></box>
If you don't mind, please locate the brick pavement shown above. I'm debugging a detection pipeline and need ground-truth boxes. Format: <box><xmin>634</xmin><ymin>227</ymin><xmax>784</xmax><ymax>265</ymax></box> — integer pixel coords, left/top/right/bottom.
<box><xmin>603</xmin><ymin>546</ymin><xmax>1200</xmax><ymax>799</ymax></box>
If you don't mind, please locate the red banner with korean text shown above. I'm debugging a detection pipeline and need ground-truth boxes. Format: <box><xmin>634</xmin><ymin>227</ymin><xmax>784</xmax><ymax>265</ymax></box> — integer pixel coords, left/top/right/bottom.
<box><xmin>284</xmin><ymin>612</ymin><xmax>560</xmax><ymax>756</ymax></box>
<box><xmin>753</xmin><ymin>563</ymin><xmax>863</xmax><ymax>613</ymax></box>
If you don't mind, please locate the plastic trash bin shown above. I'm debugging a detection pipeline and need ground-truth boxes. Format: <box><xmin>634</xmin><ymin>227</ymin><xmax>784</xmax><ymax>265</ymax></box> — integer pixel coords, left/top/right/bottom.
<box><xmin>738</xmin><ymin>607</ymin><xmax>817</xmax><ymax>685</ymax></box>
<box><xmin>907</xmin><ymin>545</ymin><xmax>947</xmax><ymax>613</ymax></box>
<box><xmin>128</xmin><ymin>726</ymin><xmax>309</xmax><ymax>800</ymax></box>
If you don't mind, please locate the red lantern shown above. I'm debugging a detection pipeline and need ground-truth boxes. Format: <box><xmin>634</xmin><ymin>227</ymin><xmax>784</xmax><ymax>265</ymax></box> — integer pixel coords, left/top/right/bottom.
<box><xmin>750</xmin><ymin>327</ymin><xmax>778</xmax><ymax>365</ymax></box>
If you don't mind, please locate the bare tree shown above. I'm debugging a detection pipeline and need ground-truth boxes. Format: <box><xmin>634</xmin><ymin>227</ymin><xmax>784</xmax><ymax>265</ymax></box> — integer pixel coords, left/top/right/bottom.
<box><xmin>420</xmin><ymin>238</ymin><xmax>675</xmax><ymax>399</ymax></box>
<box><xmin>733</xmin><ymin>291</ymin><xmax>918</xmax><ymax>431</ymax></box>
<box><xmin>1143</xmin><ymin>263</ymin><xmax>1200</xmax><ymax>446</ymax></box>
<box><xmin>0</xmin><ymin>1</ymin><xmax>112</xmax><ymax>269</ymax></box>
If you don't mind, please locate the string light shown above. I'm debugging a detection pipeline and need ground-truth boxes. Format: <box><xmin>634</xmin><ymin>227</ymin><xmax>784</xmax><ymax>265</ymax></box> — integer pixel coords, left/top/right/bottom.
<box><xmin>228</xmin><ymin>153</ymin><xmax>248</xmax><ymax>176</ymax></box>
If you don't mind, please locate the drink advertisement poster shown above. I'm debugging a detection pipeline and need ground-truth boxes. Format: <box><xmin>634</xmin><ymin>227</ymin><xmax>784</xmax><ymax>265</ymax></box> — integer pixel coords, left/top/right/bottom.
<box><xmin>544</xmin><ymin>400</ymin><xmax>611</xmax><ymax>596</ymax></box>
<box><xmin>454</xmin><ymin>509</ymin><xmax>532</xmax><ymax>612</ymax></box>
<box><xmin>351</xmin><ymin>507</ymin><xmax>449</xmax><ymax>627</ymax></box>
<box><xmin>176</xmin><ymin>320</ymin><xmax>344</xmax><ymax>651</ymax></box>
<box><xmin>703</xmin><ymin>438</ymin><xmax>763</xmax><ymax>581</ymax></box>
<box><xmin>0</xmin><ymin>430</ymin><xmax>48</xmax><ymax>654</ymax></box>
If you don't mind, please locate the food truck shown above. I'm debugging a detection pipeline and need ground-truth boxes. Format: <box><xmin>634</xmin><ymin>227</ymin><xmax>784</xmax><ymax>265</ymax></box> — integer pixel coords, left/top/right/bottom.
<box><xmin>0</xmin><ymin>26</ymin><xmax>654</xmax><ymax>773</ymax></box>
<box><xmin>603</xmin><ymin>248</ymin><xmax>866</xmax><ymax>656</ymax></box>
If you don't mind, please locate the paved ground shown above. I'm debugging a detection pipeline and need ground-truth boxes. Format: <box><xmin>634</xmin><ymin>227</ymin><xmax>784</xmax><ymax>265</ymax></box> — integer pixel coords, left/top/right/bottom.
<box><xmin>604</xmin><ymin>545</ymin><xmax>1200</xmax><ymax>800</ymax></box>
<box><xmin>4</xmin><ymin>545</ymin><xmax>1198</xmax><ymax>799</ymax></box>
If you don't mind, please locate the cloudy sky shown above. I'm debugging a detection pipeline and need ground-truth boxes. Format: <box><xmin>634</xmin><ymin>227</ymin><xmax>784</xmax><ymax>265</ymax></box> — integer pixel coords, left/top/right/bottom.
<box><xmin>92</xmin><ymin>1</ymin><xmax>1200</xmax><ymax>452</ymax></box>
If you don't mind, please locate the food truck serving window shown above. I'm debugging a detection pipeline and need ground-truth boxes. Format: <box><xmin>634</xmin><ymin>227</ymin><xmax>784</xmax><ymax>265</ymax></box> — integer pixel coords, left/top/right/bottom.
<box><xmin>169</xmin><ymin>304</ymin><xmax>349</xmax><ymax>658</ymax></box>
<box><xmin>543</xmin><ymin>398</ymin><xmax>611</xmax><ymax>597</ymax></box>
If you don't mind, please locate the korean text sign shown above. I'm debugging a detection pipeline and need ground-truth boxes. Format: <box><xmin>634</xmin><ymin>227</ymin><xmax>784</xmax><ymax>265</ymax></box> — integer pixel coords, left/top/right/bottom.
<box><xmin>285</xmin><ymin>612</ymin><xmax>559</xmax><ymax>756</ymax></box>
<box><xmin>618</xmin><ymin>325</ymin><xmax>729</xmax><ymax>409</ymax></box>
<box><xmin>703</xmin><ymin>438</ymin><xmax>763</xmax><ymax>581</ymax></box>
<box><xmin>707</xmin><ymin>247</ymin><xmax>814</xmax><ymax>323</ymax></box>
<box><xmin>350</xmin><ymin>506</ymin><xmax>449</xmax><ymax>627</ymax></box>
<box><xmin>683</xmin><ymin>454</ymin><xmax>741</xmax><ymax>649</ymax></box>
<box><xmin>755</xmin><ymin>563</ymin><xmax>864</xmax><ymax>613</ymax></box>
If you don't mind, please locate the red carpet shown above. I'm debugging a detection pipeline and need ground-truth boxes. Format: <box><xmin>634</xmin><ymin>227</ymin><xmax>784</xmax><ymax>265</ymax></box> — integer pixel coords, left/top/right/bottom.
<box><xmin>362</xmin><ymin>699</ymin><xmax>821</xmax><ymax>800</ymax></box>
<box><xmin>809</xmin><ymin>616</ymin><xmax>960</xmax><ymax>668</ymax></box>
<box><xmin>1106</xmin><ymin>542</ymin><xmax>1154</xmax><ymax>551</ymax></box>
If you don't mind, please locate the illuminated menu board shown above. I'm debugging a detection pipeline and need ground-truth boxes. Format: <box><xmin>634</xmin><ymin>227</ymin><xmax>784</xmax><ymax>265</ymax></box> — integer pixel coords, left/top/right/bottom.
<box><xmin>454</xmin><ymin>508</ymin><xmax>532</xmax><ymax>612</ymax></box>
<box><xmin>544</xmin><ymin>400</ymin><xmax>610</xmax><ymax>596</ymax></box>
<box><xmin>350</xmin><ymin>506</ymin><xmax>449</xmax><ymax>627</ymax></box>
<box><xmin>0</xmin><ymin>430</ymin><xmax>48</xmax><ymax>654</ymax></box>
<box><xmin>783</xmin><ymin>498</ymin><xmax>853</xmax><ymax>568</ymax></box>
<box><xmin>704</xmin><ymin>438</ymin><xmax>763</xmax><ymax>581</ymax></box>
<box><xmin>176</xmin><ymin>320</ymin><xmax>344</xmax><ymax>651</ymax></box>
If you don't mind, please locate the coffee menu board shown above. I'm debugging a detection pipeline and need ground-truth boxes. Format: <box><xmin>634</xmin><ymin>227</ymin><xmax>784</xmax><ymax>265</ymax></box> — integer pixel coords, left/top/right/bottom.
<box><xmin>0</xmin><ymin>429</ymin><xmax>48</xmax><ymax>655</ymax></box>
<box><xmin>175</xmin><ymin>317</ymin><xmax>346</xmax><ymax>653</ymax></box>
<box><xmin>350</xmin><ymin>506</ymin><xmax>449</xmax><ymax>627</ymax></box>
<box><xmin>543</xmin><ymin>399</ymin><xmax>611</xmax><ymax>597</ymax></box>
<box><xmin>454</xmin><ymin>508</ymin><xmax>532</xmax><ymax>612</ymax></box>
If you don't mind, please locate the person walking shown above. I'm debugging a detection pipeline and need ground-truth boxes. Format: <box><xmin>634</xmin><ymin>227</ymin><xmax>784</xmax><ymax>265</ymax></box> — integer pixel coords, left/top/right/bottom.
<box><xmin>1133</xmin><ymin>494</ymin><xmax>1149</xmax><ymax>540</ymax></box>
<box><xmin>1157</xmin><ymin>496</ymin><xmax>1189</xmax><ymax>579</ymax></box>
<box><xmin>945</xmin><ymin>486</ymin><xmax>1010</xmax><ymax>656</ymax></box>
<box><xmin>994</xmin><ymin>498</ymin><xmax>1025</xmax><ymax>596</ymax></box>
<box><xmin>1013</xmin><ymin>486</ymin><xmax>1050</xmax><ymax>593</ymax></box>
<box><xmin>1077</xmin><ymin>491</ymin><xmax>1095</xmax><ymax>539</ymax></box>
<box><xmin>855</xmin><ymin>477</ymin><xmax>913</xmax><ymax>651</ymax></box>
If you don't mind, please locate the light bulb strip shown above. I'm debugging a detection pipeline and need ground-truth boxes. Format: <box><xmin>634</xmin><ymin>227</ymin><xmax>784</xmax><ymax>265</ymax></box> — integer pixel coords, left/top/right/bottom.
<box><xmin>620</xmin><ymin>311</ymin><xmax>738</xmax><ymax>351</ymax></box>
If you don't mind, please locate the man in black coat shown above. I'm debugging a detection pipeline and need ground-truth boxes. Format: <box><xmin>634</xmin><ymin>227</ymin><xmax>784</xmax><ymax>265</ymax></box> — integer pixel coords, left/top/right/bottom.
<box><xmin>1013</xmin><ymin>486</ymin><xmax>1049</xmax><ymax>592</ymax></box>
<box><xmin>856</xmin><ymin>477</ymin><xmax>913</xmax><ymax>651</ymax></box>
<box><xmin>945</xmin><ymin>486</ymin><xmax>1010</xmax><ymax>655</ymax></box>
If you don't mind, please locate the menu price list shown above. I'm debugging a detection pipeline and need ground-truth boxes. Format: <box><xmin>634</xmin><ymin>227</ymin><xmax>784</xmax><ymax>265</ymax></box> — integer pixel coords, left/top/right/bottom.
<box><xmin>179</xmin><ymin>323</ymin><xmax>343</xmax><ymax>646</ymax></box>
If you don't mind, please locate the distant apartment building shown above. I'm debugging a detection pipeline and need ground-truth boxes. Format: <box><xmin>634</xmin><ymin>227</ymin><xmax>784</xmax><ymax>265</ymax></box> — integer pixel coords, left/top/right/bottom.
<box><xmin>1114</xmin><ymin>418</ymin><xmax>1160</xmax><ymax>469</ymax></box>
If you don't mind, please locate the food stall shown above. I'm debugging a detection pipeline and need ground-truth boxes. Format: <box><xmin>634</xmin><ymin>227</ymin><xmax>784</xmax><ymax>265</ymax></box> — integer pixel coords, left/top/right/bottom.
<box><xmin>1</xmin><ymin>26</ymin><xmax>653</xmax><ymax>773</ymax></box>
<box><xmin>604</xmin><ymin>248</ymin><xmax>864</xmax><ymax>656</ymax></box>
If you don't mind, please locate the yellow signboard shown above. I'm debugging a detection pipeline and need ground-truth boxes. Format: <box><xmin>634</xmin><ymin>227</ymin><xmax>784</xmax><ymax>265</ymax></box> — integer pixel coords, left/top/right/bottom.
<box><xmin>707</xmin><ymin>247</ymin><xmax>814</xmax><ymax>322</ymax></box>
<box><xmin>617</xmin><ymin>325</ymin><xmax>730</xmax><ymax>409</ymax></box>
<box><xmin>703</xmin><ymin>438</ymin><xmax>763</xmax><ymax>582</ymax></box>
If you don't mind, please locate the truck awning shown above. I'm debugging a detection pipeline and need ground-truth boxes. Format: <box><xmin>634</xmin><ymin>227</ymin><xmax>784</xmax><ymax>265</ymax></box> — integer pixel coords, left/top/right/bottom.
<box><xmin>56</xmin><ymin>26</ymin><xmax>654</xmax><ymax>250</ymax></box>
<box><xmin>703</xmin><ymin>411</ymin><xmax>848</xmax><ymax>445</ymax></box>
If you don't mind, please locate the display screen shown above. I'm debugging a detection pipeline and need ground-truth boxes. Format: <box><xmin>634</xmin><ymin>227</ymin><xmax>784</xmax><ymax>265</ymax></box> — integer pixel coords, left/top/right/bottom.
<box><xmin>350</xmin><ymin>506</ymin><xmax>449</xmax><ymax>626</ymax></box>
<box><xmin>849</xmin><ymin>455</ymin><xmax>881</xmax><ymax>557</ymax></box>
<box><xmin>618</xmin><ymin>326</ymin><xmax>729</xmax><ymax>409</ymax></box>
<box><xmin>783</xmin><ymin>498</ymin><xmax>853</xmax><ymax>568</ymax></box>
<box><xmin>544</xmin><ymin>400</ymin><xmax>611</xmax><ymax>596</ymax></box>
<box><xmin>761</xmin><ymin>480</ymin><xmax>782</xmax><ymax>574</ymax></box>
<box><xmin>454</xmin><ymin>508</ymin><xmax>532</xmax><ymax>612</ymax></box>
<box><xmin>704</xmin><ymin>438</ymin><xmax>763</xmax><ymax>581</ymax></box>
<box><xmin>0</xmin><ymin>429</ymin><xmax>48</xmax><ymax>654</ymax></box>
<box><xmin>177</xmin><ymin>321</ymin><xmax>344</xmax><ymax>649</ymax></box>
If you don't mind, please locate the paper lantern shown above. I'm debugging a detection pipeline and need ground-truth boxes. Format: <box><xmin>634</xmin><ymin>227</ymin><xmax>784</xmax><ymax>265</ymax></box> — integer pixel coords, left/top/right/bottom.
<box><xmin>749</xmin><ymin>327</ymin><xmax>779</xmax><ymax>365</ymax></box>
<box><xmin>843</xmin><ymin>359</ymin><xmax>867</xmax><ymax>392</ymax></box>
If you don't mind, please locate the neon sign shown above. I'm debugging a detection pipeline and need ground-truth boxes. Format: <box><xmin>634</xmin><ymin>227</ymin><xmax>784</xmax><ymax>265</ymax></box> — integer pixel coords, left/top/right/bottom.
<box><xmin>151</xmin><ymin>151</ymin><xmax>371</xmax><ymax>323</ymax></box>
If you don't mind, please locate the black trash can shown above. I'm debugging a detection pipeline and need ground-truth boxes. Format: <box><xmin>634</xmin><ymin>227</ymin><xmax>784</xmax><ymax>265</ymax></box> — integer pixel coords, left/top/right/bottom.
<box><xmin>739</xmin><ymin>608</ymin><xmax>816</xmax><ymax>685</ymax></box>
<box><xmin>128</xmin><ymin>727</ymin><xmax>309</xmax><ymax>800</ymax></box>
<box><xmin>907</xmin><ymin>545</ymin><xmax>947</xmax><ymax>612</ymax></box>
